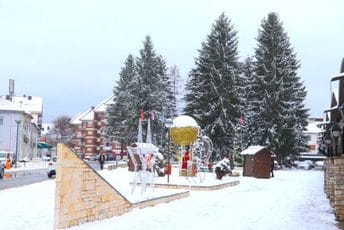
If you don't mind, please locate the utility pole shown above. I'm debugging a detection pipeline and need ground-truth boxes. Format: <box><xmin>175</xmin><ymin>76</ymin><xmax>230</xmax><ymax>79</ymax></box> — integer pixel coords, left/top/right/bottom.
<box><xmin>15</xmin><ymin>120</ymin><xmax>22</xmax><ymax>168</ymax></box>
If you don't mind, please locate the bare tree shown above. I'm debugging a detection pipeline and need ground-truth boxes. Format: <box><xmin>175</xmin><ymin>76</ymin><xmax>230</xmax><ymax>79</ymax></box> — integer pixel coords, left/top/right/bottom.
<box><xmin>168</xmin><ymin>65</ymin><xmax>184</xmax><ymax>113</ymax></box>
<box><xmin>46</xmin><ymin>115</ymin><xmax>73</xmax><ymax>147</ymax></box>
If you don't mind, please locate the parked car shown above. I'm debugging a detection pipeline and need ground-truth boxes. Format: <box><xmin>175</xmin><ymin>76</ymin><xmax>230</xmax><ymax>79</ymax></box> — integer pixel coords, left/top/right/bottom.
<box><xmin>0</xmin><ymin>161</ymin><xmax>4</xmax><ymax>179</ymax></box>
<box><xmin>47</xmin><ymin>156</ymin><xmax>57</xmax><ymax>178</ymax></box>
<box><xmin>297</xmin><ymin>160</ymin><xmax>314</xmax><ymax>170</ymax></box>
<box><xmin>314</xmin><ymin>160</ymin><xmax>325</xmax><ymax>170</ymax></box>
<box><xmin>106</xmin><ymin>154</ymin><xmax>115</xmax><ymax>161</ymax></box>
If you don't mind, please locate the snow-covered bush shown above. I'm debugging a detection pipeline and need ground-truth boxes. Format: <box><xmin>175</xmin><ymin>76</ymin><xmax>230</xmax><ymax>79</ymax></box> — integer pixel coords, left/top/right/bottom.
<box><xmin>154</xmin><ymin>152</ymin><xmax>165</xmax><ymax>177</ymax></box>
<box><xmin>214</xmin><ymin>158</ymin><xmax>232</xmax><ymax>179</ymax></box>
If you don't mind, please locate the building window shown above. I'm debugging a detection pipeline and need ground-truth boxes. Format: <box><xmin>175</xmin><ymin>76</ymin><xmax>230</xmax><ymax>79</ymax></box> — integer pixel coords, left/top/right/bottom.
<box><xmin>0</xmin><ymin>117</ymin><xmax>3</xmax><ymax>125</ymax></box>
<box><xmin>305</xmin><ymin>135</ymin><xmax>311</xmax><ymax>141</ymax></box>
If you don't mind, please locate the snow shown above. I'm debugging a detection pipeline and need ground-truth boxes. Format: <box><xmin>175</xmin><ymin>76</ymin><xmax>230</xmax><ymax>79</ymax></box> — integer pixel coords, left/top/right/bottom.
<box><xmin>0</xmin><ymin>167</ymin><xmax>339</xmax><ymax>230</ymax></box>
<box><xmin>133</xmin><ymin>142</ymin><xmax>159</xmax><ymax>155</ymax></box>
<box><xmin>0</xmin><ymin>95</ymin><xmax>43</xmax><ymax>113</ymax></box>
<box><xmin>93</xmin><ymin>95</ymin><xmax>115</xmax><ymax>112</ymax></box>
<box><xmin>70</xmin><ymin>108</ymin><xmax>93</xmax><ymax>125</ymax></box>
<box><xmin>172</xmin><ymin>115</ymin><xmax>198</xmax><ymax>128</ymax></box>
<box><xmin>240</xmin><ymin>145</ymin><xmax>266</xmax><ymax>155</ymax></box>
<box><xmin>305</xmin><ymin>120</ymin><xmax>323</xmax><ymax>133</ymax></box>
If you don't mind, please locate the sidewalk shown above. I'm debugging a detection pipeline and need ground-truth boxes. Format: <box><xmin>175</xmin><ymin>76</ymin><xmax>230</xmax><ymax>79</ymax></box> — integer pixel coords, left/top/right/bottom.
<box><xmin>5</xmin><ymin>159</ymin><xmax>50</xmax><ymax>173</ymax></box>
<box><xmin>4</xmin><ymin>159</ymin><xmax>128</xmax><ymax>173</ymax></box>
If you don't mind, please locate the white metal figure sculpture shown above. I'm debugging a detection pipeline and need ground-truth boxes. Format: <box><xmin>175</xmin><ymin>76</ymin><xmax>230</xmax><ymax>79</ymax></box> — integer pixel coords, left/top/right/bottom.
<box><xmin>127</xmin><ymin>142</ymin><xmax>159</xmax><ymax>194</ymax></box>
<box><xmin>192</xmin><ymin>131</ymin><xmax>213</xmax><ymax>183</ymax></box>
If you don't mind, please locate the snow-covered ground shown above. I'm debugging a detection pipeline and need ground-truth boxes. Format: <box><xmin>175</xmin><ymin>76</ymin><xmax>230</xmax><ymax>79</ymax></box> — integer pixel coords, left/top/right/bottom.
<box><xmin>0</xmin><ymin>168</ymin><xmax>339</xmax><ymax>230</ymax></box>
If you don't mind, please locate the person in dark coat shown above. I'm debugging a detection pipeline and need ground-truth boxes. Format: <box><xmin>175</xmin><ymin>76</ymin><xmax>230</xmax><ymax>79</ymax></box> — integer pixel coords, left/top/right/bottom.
<box><xmin>99</xmin><ymin>153</ymin><xmax>106</xmax><ymax>170</ymax></box>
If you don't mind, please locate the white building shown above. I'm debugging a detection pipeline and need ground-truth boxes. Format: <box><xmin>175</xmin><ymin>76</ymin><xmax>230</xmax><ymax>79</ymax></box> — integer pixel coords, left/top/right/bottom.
<box><xmin>0</xmin><ymin>94</ymin><xmax>43</xmax><ymax>160</ymax></box>
<box><xmin>303</xmin><ymin>118</ymin><xmax>324</xmax><ymax>154</ymax></box>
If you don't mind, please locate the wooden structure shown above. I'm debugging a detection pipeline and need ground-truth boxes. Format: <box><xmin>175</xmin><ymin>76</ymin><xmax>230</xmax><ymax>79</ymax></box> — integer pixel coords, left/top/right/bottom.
<box><xmin>240</xmin><ymin>146</ymin><xmax>272</xmax><ymax>179</ymax></box>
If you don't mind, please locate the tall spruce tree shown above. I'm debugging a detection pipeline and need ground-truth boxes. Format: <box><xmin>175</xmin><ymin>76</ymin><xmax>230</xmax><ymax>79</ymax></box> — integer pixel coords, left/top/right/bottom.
<box><xmin>107</xmin><ymin>54</ymin><xmax>138</xmax><ymax>144</ymax></box>
<box><xmin>107</xmin><ymin>36</ymin><xmax>176</xmax><ymax>148</ymax></box>
<box><xmin>184</xmin><ymin>13</ymin><xmax>241</xmax><ymax>157</ymax></box>
<box><xmin>136</xmin><ymin>36</ymin><xmax>176</xmax><ymax>145</ymax></box>
<box><xmin>238</xmin><ymin>57</ymin><xmax>256</xmax><ymax>149</ymax></box>
<box><xmin>252</xmin><ymin>12</ymin><xmax>309</xmax><ymax>163</ymax></box>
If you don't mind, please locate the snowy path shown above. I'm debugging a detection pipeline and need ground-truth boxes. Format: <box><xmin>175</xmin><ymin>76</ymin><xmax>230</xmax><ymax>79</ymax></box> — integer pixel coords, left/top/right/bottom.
<box><xmin>0</xmin><ymin>169</ymin><xmax>338</xmax><ymax>230</ymax></box>
<box><xmin>71</xmin><ymin>170</ymin><xmax>338</xmax><ymax>230</ymax></box>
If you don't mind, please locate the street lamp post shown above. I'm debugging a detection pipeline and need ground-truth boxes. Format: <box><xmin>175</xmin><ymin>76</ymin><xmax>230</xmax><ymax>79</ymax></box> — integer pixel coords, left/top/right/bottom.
<box><xmin>165</xmin><ymin>118</ymin><xmax>173</xmax><ymax>183</ymax></box>
<box><xmin>324</xmin><ymin>132</ymin><xmax>332</xmax><ymax>157</ymax></box>
<box><xmin>55</xmin><ymin>128</ymin><xmax>61</xmax><ymax>157</ymax></box>
<box><xmin>331</xmin><ymin>123</ymin><xmax>341</xmax><ymax>156</ymax></box>
<box><xmin>15</xmin><ymin>120</ymin><xmax>22</xmax><ymax>168</ymax></box>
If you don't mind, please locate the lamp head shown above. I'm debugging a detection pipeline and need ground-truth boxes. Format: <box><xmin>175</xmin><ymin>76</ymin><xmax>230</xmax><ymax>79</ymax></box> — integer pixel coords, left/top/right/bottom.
<box><xmin>165</xmin><ymin>118</ymin><xmax>173</xmax><ymax>128</ymax></box>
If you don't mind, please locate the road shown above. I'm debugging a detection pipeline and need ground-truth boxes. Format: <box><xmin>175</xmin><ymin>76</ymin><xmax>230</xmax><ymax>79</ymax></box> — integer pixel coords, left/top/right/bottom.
<box><xmin>0</xmin><ymin>168</ymin><xmax>49</xmax><ymax>190</ymax></box>
<box><xmin>0</xmin><ymin>161</ymin><xmax>103</xmax><ymax>190</ymax></box>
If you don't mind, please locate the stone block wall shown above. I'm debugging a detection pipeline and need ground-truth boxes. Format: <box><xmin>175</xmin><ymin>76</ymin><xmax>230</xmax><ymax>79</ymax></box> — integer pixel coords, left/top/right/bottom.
<box><xmin>325</xmin><ymin>157</ymin><xmax>344</xmax><ymax>221</ymax></box>
<box><xmin>325</xmin><ymin>158</ymin><xmax>335</xmax><ymax>206</ymax></box>
<box><xmin>334</xmin><ymin>157</ymin><xmax>344</xmax><ymax>221</ymax></box>
<box><xmin>54</xmin><ymin>144</ymin><xmax>131</xmax><ymax>229</ymax></box>
<box><xmin>132</xmin><ymin>191</ymin><xmax>190</xmax><ymax>209</ymax></box>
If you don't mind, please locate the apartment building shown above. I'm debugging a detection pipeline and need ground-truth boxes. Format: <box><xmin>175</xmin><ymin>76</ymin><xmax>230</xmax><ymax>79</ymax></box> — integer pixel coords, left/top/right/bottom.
<box><xmin>70</xmin><ymin>95</ymin><xmax>117</xmax><ymax>158</ymax></box>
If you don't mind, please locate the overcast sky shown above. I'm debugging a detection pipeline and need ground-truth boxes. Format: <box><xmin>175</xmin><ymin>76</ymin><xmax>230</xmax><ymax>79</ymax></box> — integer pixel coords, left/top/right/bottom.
<box><xmin>0</xmin><ymin>0</ymin><xmax>343</xmax><ymax>122</ymax></box>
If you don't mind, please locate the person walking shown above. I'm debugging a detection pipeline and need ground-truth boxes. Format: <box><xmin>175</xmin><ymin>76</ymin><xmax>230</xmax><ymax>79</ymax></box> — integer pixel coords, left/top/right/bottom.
<box><xmin>271</xmin><ymin>157</ymin><xmax>275</xmax><ymax>178</ymax></box>
<box><xmin>99</xmin><ymin>153</ymin><xmax>106</xmax><ymax>170</ymax></box>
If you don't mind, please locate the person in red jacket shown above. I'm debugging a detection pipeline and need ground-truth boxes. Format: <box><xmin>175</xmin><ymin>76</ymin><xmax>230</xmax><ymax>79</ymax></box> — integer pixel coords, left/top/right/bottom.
<box><xmin>182</xmin><ymin>147</ymin><xmax>190</xmax><ymax>170</ymax></box>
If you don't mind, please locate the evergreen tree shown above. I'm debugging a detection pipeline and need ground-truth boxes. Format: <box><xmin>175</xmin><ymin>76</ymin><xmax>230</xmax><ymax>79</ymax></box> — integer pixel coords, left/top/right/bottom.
<box><xmin>252</xmin><ymin>12</ymin><xmax>309</xmax><ymax>163</ymax></box>
<box><xmin>184</xmin><ymin>13</ymin><xmax>241</xmax><ymax>157</ymax></box>
<box><xmin>241</xmin><ymin>57</ymin><xmax>267</xmax><ymax>147</ymax></box>
<box><xmin>136</xmin><ymin>36</ymin><xmax>176</xmax><ymax>146</ymax></box>
<box><xmin>107</xmin><ymin>54</ymin><xmax>138</xmax><ymax>144</ymax></box>
<box><xmin>107</xmin><ymin>37</ymin><xmax>177</xmax><ymax>147</ymax></box>
<box><xmin>107</xmin><ymin>36</ymin><xmax>176</xmax><ymax>149</ymax></box>
<box><xmin>236</xmin><ymin>57</ymin><xmax>255</xmax><ymax>151</ymax></box>
<box><xmin>157</xmin><ymin>56</ymin><xmax>177</xmax><ymax>118</ymax></box>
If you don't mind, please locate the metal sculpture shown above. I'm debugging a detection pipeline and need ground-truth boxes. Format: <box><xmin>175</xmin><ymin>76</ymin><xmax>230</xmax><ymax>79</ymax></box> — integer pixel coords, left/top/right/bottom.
<box><xmin>191</xmin><ymin>131</ymin><xmax>213</xmax><ymax>183</ymax></box>
<box><xmin>127</xmin><ymin>142</ymin><xmax>159</xmax><ymax>194</ymax></box>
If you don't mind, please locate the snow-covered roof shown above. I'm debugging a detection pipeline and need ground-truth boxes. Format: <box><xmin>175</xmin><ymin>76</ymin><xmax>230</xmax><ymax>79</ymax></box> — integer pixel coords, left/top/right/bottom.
<box><xmin>70</xmin><ymin>108</ymin><xmax>94</xmax><ymax>124</ymax></box>
<box><xmin>0</xmin><ymin>98</ymin><xmax>23</xmax><ymax>111</ymax></box>
<box><xmin>0</xmin><ymin>95</ymin><xmax>43</xmax><ymax>114</ymax></box>
<box><xmin>172</xmin><ymin>115</ymin><xmax>198</xmax><ymax>128</ymax></box>
<box><xmin>331</xmin><ymin>72</ymin><xmax>344</xmax><ymax>81</ymax></box>
<box><xmin>304</xmin><ymin>120</ymin><xmax>324</xmax><ymax>134</ymax></box>
<box><xmin>94</xmin><ymin>94</ymin><xmax>114</xmax><ymax>112</ymax></box>
<box><xmin>82</xmin><ymin>109</ymin><xmax>95</xmax><ymax>121</ymax></box>
<box><xmin>240</xmin><ymin>145</ymin><xmax>266</xmax><ymax>155</ymax></box>
<box><xmin>70</xmin><ymin>95</ymin><xmax>114</xmax><ymax>124</ymax></box>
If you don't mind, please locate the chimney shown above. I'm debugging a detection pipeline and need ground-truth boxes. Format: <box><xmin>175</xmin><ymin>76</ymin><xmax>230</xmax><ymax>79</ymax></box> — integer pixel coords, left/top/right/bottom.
<box><xmin>9</xmin><ymin>79</ymin><xmax>14</xmax><ymax>96</ymax></box>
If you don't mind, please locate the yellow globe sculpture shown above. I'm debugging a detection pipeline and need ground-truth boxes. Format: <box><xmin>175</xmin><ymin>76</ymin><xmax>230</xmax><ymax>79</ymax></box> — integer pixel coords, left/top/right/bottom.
<box><xmin>170</xmin><ymin>115</ymin><xmax>199</xmax><ymax>146</ymax></box>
